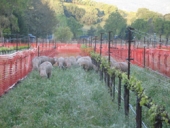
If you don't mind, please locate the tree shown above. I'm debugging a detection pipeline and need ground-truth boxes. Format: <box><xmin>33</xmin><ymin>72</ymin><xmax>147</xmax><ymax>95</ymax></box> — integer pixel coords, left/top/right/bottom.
<box><xmin>136</xmin><ymin>8</ymin><xmax>162</xmax><ymax>21</ymax></box>
<box><xmin>104</xmin><ymin>11</ymin><xmax>127</xmax><ymax>38</ymax></box>
<box><xmin>67</xmin><ymin>17</ymin><xmax>83</xmax><ymax>39</ymax></box>
<box><xmin>64</xmin><ymin>4</ymin><xmax>85</xmax><ymax>21</ymax></box>
<box><xmin>54</xmin><ymin>26</ymin><xmax>73</xmax><ymax>41</ymax></box>
<box><xmin>131</xmin><ymin>19</ymin><xmax>148</xmax><ymax>39</ymax></box>
<box><xmin>96</xmin><ymin>24</ymin><xmax>105</xmax><ymax>37</ymax></box>
<box><xmin>81</xmin><ymin>8</ymin><xmax>98</xmax><ymax>25</ymax></box>
<box><xmin>0</xmin><ymin>0</ymin><xmax>29</xmax><ymax>36</ymax></box>
<box><xmin>164</xmin><ymin>14</ymin><xmax>170</xmax><ymax>21</ymax></box>
<box><xmin>163</xmin><ymin>20</ymin><xmax>170</xmax><ymax>44</ymax></box>
<box><xmin>154</xmin><ymin>18</ymin><xmax>164</xmax><ymax>41</ymax></box>
<box><xmin>87</xmin><ymin>26</ymin><xmax>96</xmax><ymax>36</ymax></box>
<box><xmin>42</xmin><ymin>0</ymin><xmax>65</xmax><ymax>15</ymax></box>
<box><xmin>24</xmin><ymin>0</ymin><xmax>58</xmax><ymax>37</ymax></box>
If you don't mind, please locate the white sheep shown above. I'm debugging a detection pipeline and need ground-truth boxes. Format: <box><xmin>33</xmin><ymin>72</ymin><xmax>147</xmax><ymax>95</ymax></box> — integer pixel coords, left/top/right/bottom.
<box><xmin>112</xmin><ymin>62</ymin><xmax>128</xmax><ymax>73</ymax></box>
<box><xmin>57</xmin><ymin>57</ymin><xmax>65</xmax><ymax>69</ymax></box>
<box><xmin>39</xmin><ymin>61</ymin><xmax>53</xmax><ymax>78</ymax></box>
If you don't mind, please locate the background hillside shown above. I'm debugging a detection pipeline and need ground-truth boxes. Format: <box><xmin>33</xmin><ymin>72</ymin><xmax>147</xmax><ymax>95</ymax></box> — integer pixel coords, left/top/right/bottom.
<box><xmin>0</xmin><ymin>0</ymin><xmax>170</xmax><ymax>42</ymax></box>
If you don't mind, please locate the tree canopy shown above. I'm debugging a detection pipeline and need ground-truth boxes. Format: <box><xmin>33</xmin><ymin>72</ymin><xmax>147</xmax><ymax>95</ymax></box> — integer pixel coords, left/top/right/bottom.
<box><xmin>67</xmin><ymin>17</ymin><xmax>83</xmax><ymax>39</ymax></box>
<box><xmin>104</xmin><ymin>11</ymin><xmax>127</xmax><ymax>38</ymax></box>
<box><xmin>23</xmin><ymin>0</ymin><xmax>58</xmax><ymax>37</ymax></box>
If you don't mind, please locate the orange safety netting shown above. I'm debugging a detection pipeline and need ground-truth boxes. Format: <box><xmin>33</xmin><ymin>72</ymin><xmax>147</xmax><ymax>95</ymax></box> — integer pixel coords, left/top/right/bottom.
<box><xmin>0</xmin><ymin>43</ymin><xmax>57</xmax><ymax>96</ymax></box>
<box><xmin>0</xmin><ymin>42</ymin><xmax>170</xmax><ymax>96</ymax></box>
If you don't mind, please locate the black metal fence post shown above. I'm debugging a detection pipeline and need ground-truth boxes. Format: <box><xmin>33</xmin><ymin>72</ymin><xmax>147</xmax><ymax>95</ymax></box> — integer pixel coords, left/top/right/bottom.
<box><xmin>136</xmin><ymin>96</ymin><xmax>142</xmax><ymax>128</ymax></box>
<box><xmin>38</xmin><ymin>44</ymin><xmax>40</xmax><ymax>57</ymax></box>
<box><xmin>143</xmin><ymin>37</ymin><xmax>146</xmax><ymax>68</ymax></box>
<box><xmin>112</xmin><ymin>75</ymin><xmax>115</xmax><ymax>101</ymax></box>
<box><xmin>36</xmin><ymin>38</ymin><xmax>38</xmax><ymax>48</ymax></box>
<box><xmin>124</xmin><ymin>27</ymin><xmax>134</xmax><ymax>117</ymax></box>
<box><xmin>107</xmin><ymin>31</ymin><xmax>112</xmax><ymax>95</ymax></box>
<box><xmin>94</xmin><ymin>36</ymin><xmax>97</xmax><ymax>52</ymax></box>
<box><xmin>118</xmin><ymin>77</ymin><xmax>122</xmax><ymax>110</ymax></box>
<box><xmin>100</xmin><ymin>33</ymin><xmax>103</xmax><ymax>80</ymax></box>
<box><xmin>16</xmin><ymin>34</ymin><xmax>18</xmax><ymax>51</ymax></box>
<box><xmin>55</xmin><ymin>39</ymin><xmax>57</xmax><ymax>49</ymax></box>
<box><xmin>100</xmin><ymin>33</ymin><xmax>103</xmax><ymax>56</ymax></box>
<box><xmin>89</xmin><ymin>36</ymin><xmax>90</xmax><ymax>47</ymax></box>
<box><xmin>108</xmin><ymin>31</ymin><xmax>112</xmax><ymax>66</ymax></box>
<box><xmin>28</xmin><ymin>35</ymin><xmax>30</xmax><ymax>49</ymax></box>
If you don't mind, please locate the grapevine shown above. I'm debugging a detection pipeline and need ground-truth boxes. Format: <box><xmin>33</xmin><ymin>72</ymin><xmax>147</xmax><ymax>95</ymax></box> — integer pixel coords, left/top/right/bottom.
<box><xmin>91</xmin><ymin>52</ymin><xmax>170</xmax><ymax>126</ymax></box>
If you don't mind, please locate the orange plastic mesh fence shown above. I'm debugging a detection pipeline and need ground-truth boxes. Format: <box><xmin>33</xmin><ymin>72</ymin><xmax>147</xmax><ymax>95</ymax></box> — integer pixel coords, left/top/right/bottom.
<box><xmin>0</xmin><ymin>43</ymin><xmax>57</xmax><ymax>96</ymax></box>
<box><xmin>0</xmin><ymin>42</ymin><xmax>170</xmax><ymax>96</ymax></box>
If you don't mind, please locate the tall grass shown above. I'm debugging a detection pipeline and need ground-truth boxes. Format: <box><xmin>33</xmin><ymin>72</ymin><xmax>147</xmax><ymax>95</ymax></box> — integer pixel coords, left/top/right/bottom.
<box><xmin>0</xmin><ymin>67</ymin><xmax>135</xmax><ymax>128</ymax></box>
<box><xmin>130</xmin><ymin>65</ymin><xmax>170</xmax><ymax>127</ymax></box>
<box><xmin>131</xmin><ymin>65</ymin><xmax>170</xmax><ymax>112</ymax></box>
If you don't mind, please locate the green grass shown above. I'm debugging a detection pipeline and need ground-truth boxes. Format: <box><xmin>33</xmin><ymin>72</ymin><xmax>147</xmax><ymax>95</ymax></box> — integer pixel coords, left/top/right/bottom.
<box><xmin>0</xmin><ymin>67</ymin><xmax>135</xmax><ymax>128</ymax></box>
<box><xmin>130</xmin><ymin>65</ymin><xmax>170</xmax><ymax>127</ymax></box>
<box><xmin>131</xmin><ymin>65</ymin><xmax>170</xmax><ymax>112</ymax></box>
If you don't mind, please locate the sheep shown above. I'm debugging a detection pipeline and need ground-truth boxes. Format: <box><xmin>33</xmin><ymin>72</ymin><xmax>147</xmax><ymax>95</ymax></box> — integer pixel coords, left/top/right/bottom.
<box><xmin>103</xmin><ymin>56</ymin><xmax>117</xmax><ymax>67</ymax></box>
<box><xmin>111</xmin><ymin>62</ymin><xmax>128</xmax><ymax>73</ymax></box>
<box><xmin>63</xmin><ymin>57</ymin><xmax>72</xmax><ymax>69</ymax></box>
<box><xmin>32</xmin><ymin>56</ymin><xmax>41</xmax><ymax>70</ymax></box>
<box><xmin>103</xmin><ymin>56</ymin><xmax>128</xmax><ymax>73</ymax></box>
<box><xmin>76</xmin><ymin>56</ymin><xmax>92</xmax><ymax>65</ymax></box>
<box><xmin>39</xmin><ymin>61</ymin><xmax>53</xmax><ymax>78</ymax></box>
<box><xmin>38</xmin><ymin>56</ymin><xmax>56</xmax><ymax>65</ymax></box>
<box><xmin>32</xmin><ymin>56</ymin><xmax>56</xmax><ymax>70</ymax></box>
<box><xmin>47</xmin><ymin>57</ymin><xmax>56</xmax><ymax>65</ymax></box>
<box><xmin>76</xmin><ymin>55</ymin><xmax>81</xmax><ymax>61</ymax></box>
<box><xmin>76</xmin><ymin>56</ymin><xmax>96</xmax><ymax>71</ymax></box>
<box><xmin>69</xmin><ymin>56</ymin><xmax>77</xmax><ymax>66</ymax></box>
<box><xmin>80</xmin><ymin>59</ymin><xmax>92</xmax><ymax>71</ymax></box>
<box><xmin>57</xmin><ymin>57</ymin><xmax>65</xmax><ymax>69</ymax></box>
<box><xmin>53</xmin><ymin>57</ymin><xmax>58</xmax><ymax>66</ymax></box>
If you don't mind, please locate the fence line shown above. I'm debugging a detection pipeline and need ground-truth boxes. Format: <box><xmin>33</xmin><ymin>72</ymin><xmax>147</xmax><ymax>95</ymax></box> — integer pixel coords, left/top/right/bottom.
<box><xmin>91</xmin><ymin>43</ymin><xmax>170</xmax><ymax>78</ymax></box>
<box><xmin>0</xmin><ymin>43</ymin><xmax>57</xmax><ymax>96</ymax></box>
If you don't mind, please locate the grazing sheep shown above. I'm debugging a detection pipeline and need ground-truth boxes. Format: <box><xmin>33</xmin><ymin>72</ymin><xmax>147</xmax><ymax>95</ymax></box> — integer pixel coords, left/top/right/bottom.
<box><xmin>32</xmin><ymin>56</ymin><xmax>41</xmax><ymax>70</ymax></box>
<box><xmin>39</xmin><ymin>56</ymin><xmax>55</xmax><ymax>65</ymax></box>
<box><xmin>63</xmin><ymin>57</ymin><xmax>72</xmax><ymax>69</ymax></box>
<box><xmin>112</xmin><ymin>62</ymin><xmax>128</xmax><ymax>73</ymax></box>
<box><xmin>76</xmin><ymin>56</ymin><xmax>92</xmax><ymax>65</ymax></box>
<box><xmin>80</xmin><ymin>59</ymin><xmax>92</xmax><ymax>71</ymax></box>
<box><xmin>47</xmin><ymin>57</ymin><xmax>56</xmax><ymax>65</ymax></box>
<box><xmin>92</xmin><ymin>64</ymin><xmax>98</xmax><ymax>72</ymax></box>
<box><xmin>54</xmin><ymin>57</ymin><xmax>58</xmax><ymax>62</ymax></box>
<box><xmin>103</xmin><ymin>56</ymin><xmax>117</xmax><ymax>67</ymax></box>
<box><xmin>53</xmin><ymin>57</ymin><xmax>58</xmax><ymax>66</ymax></box>
<box><xmin>69</xmin><ymin>56</ymin><xmax>77</xmax><ymax>66</ymax></box>
<box><xmin>76</xmin><ymin>55</ymin><xmax>81</xmax><ymax>60</ymax></box>
<box><xmin>32</xmin><ymin>56</ymin><xmax>56</xmax><ymax>70</ymax></box>
<box><xmin>57</xmin><ymin>57</ymin><xmax>65</xmax><ymax>69</ymax></box>
<box><xmin>39</xmin><ymin>61</ymin><xmax>53</xmax><ymax>78</ymax></box>
<box><xmin>76</xmin><ymin>56</ymin><xmax>96</xmax><ymax>71</ymax></box>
